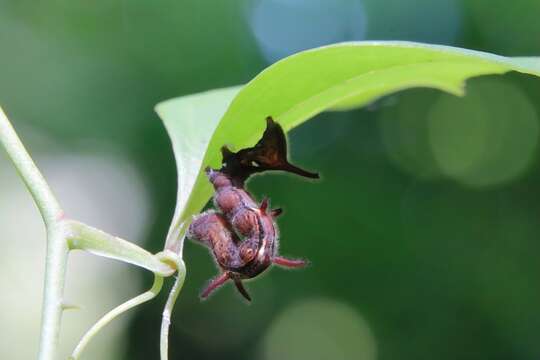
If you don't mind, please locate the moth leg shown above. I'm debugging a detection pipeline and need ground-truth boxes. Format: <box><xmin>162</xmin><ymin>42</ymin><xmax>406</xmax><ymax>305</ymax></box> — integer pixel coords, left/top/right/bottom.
<box><xmin>260</xmin><ymin>196</ymin><xmax>269</xmax><ymax>213</ymax></box>
<box><xmin>258</xmin><ymin>198</ymin><xmax>283</xmax><ymax>218</ymax></box>
<box><xmin>233</xmin><ymin>279</ymin><xmax>252</xmax><ymax>302</ymax></box>
<box><xmin>271</xmin><ymin>208</ymin><xmax>283</xmax><ymax>218</ymax></box>
<box><xmin>201</xmin><ymin>272</ymin><xmax>230</xmax><ymax>299</ymax></box>
<box><xmin>273</xmin><ymin>256</ymin><xmax>308</xmax><ymax>268</ymax></box>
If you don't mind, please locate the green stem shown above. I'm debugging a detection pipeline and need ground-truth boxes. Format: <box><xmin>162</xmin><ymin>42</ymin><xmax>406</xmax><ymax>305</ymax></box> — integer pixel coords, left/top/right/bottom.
<box><xmin>0</xmin><ymin>107</ymin><xmax>68</xmax><ymax>360</ymax></box>
<box><xmin>159</xmin><ymin>253</ymin><xmax>186</xmax><ymax>360</ymax></box>
<box><xmin>40</xmin><ymin>224</ymin><xmax>70</xmax><ymax>360</ymax></box>
<box><xmin>66</xmin><ymin>220</ymin><xmax>175</xmax><ymax>277</ymax></box>
<box><xmin>70</xmin><ymin>274</ymin><xmax>165</xmax><ymax>360</ymax></box>
<box><xmin>0</xmin><ymin>107</ymin><xmax>63</xmax><ymax>226</ymax></box>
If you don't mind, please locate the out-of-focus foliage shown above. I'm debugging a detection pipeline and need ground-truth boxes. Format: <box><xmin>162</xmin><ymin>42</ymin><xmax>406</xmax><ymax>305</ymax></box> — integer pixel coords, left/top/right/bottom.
<box><xmin>1</xmin><ymin>1</ymin><xmax>540</xmax><ymax>360</ymax></box>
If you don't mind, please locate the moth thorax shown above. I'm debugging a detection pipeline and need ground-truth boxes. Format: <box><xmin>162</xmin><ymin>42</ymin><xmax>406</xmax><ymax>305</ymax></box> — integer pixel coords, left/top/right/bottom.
<box><xmin>208</xmin><ymin>170</ymin><xmax>233</xmax><ymax>189</ymax></box>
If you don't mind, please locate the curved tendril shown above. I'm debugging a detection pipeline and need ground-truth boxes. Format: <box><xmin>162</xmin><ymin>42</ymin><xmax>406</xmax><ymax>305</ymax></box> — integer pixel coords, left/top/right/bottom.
<box><xmin>70</xmin><ymin>274</ymin><xmax>164</xmax><ymax>360</ymax></box>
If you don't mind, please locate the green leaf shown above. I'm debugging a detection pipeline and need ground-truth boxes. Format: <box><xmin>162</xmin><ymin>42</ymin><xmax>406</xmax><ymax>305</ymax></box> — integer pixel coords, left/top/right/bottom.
<box><xmin>156</xmin><ymin>41</ymin><xmax>540</xmax><ymax>254</ymax></box>
<box><xmin>155</xmin><ymin>87</ymin><xmax>242</xmax><ymax>252</ymax></box>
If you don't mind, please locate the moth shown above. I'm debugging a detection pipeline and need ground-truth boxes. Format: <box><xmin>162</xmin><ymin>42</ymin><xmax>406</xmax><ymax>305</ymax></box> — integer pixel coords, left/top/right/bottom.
<box><xmin>187</xmin><ymin>116</ymin><xmax>319</xmax><ymax>301</ymax></box>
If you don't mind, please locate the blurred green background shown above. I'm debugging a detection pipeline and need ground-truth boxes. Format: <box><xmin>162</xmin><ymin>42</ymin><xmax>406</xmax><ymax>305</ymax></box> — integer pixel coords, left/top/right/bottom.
<box><xmin>1</xmin><ymin>0</ymin><xmax>540</xmax><ymax>359</ymax></box>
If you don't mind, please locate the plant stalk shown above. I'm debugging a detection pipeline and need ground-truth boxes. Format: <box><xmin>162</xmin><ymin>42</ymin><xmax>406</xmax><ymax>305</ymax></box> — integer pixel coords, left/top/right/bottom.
<box><xmin>39</xmin><ymin>224</ymin><xmax>69</xmax><ymax>360</ymax></box>
<box><xmin>0</xmin><ymin>107</ymin><xmax>63</xmax><ymax>225</ymax></box>
<box><xmin>0</xmin><ymin>107</ymin><xmax>67</xmax><ymax>360</ymax></box>
<box><xmin>160</xmin><ymin>255</ymin><xmax>186</xmax><ymax>360</ymax></box>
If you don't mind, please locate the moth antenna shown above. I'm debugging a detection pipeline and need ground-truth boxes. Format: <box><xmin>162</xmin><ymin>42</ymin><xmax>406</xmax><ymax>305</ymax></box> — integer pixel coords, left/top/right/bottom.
<box><xmin>273</xmin><ymin>256</ymin><xmax>308</xmax><ymax>268</ymax></box>
<box><xmin>260</xmin><ymin>197</ymin><xmax>269</xmax><ymax>214</ymax></box>
<box><xmin>276</xmin><ymin>162</ymin><xmax>320</xmax><ymax>179</ymax></box>
<box><xmin>271</xmin><ymin>208</ymin><xmax>283</xmax><ymax>218</ymax></box>
<box><xmin>201</xmin><ymin>272</ymin><xmax>230</xmax><ymax>299</ymax></box>
<box><xmin>234</xmin><ymin>279</ymin><xmax>252</xmax><ymax>302</ymax></box>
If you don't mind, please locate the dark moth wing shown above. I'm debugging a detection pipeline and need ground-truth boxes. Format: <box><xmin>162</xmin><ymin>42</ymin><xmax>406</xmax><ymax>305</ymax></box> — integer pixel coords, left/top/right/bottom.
<box><xmin>222</xmin><ymin>116</ymin><xmax>319</xmax><ymax>181</ymax></box>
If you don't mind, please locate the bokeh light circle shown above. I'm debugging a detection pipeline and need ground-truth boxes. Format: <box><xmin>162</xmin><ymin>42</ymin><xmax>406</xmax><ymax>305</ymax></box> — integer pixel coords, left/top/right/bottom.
<box><xmin>379</xmin><ymin>90</ymin><xmax>442</xmax><ymax>180</ymax></box>
<box><xmin>363</xmin><ymin>0</ymin><xmax>462</xmax><ymax>45</ymax></box>
<box><xmin>261</xmin><ymin>298</ymin><xmax>376</xmax><ymax>360</ymax></box>
<box><xmin>427</xmin><ymin>78</ymin><xmax>539</xmax><ymax>188</ymax></box>
<box><xmin>249</xmin><ymin>0</ymin><xmax>367</xmax><ymax>63</ymax></box>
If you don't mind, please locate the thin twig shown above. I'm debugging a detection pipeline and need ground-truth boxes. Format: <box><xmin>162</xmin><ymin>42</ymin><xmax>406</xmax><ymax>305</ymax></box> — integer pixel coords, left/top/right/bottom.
<box><xmin>70</xmin><ymin>274</ymin><xmax>164</xmax><ymax>360</ymax></box>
